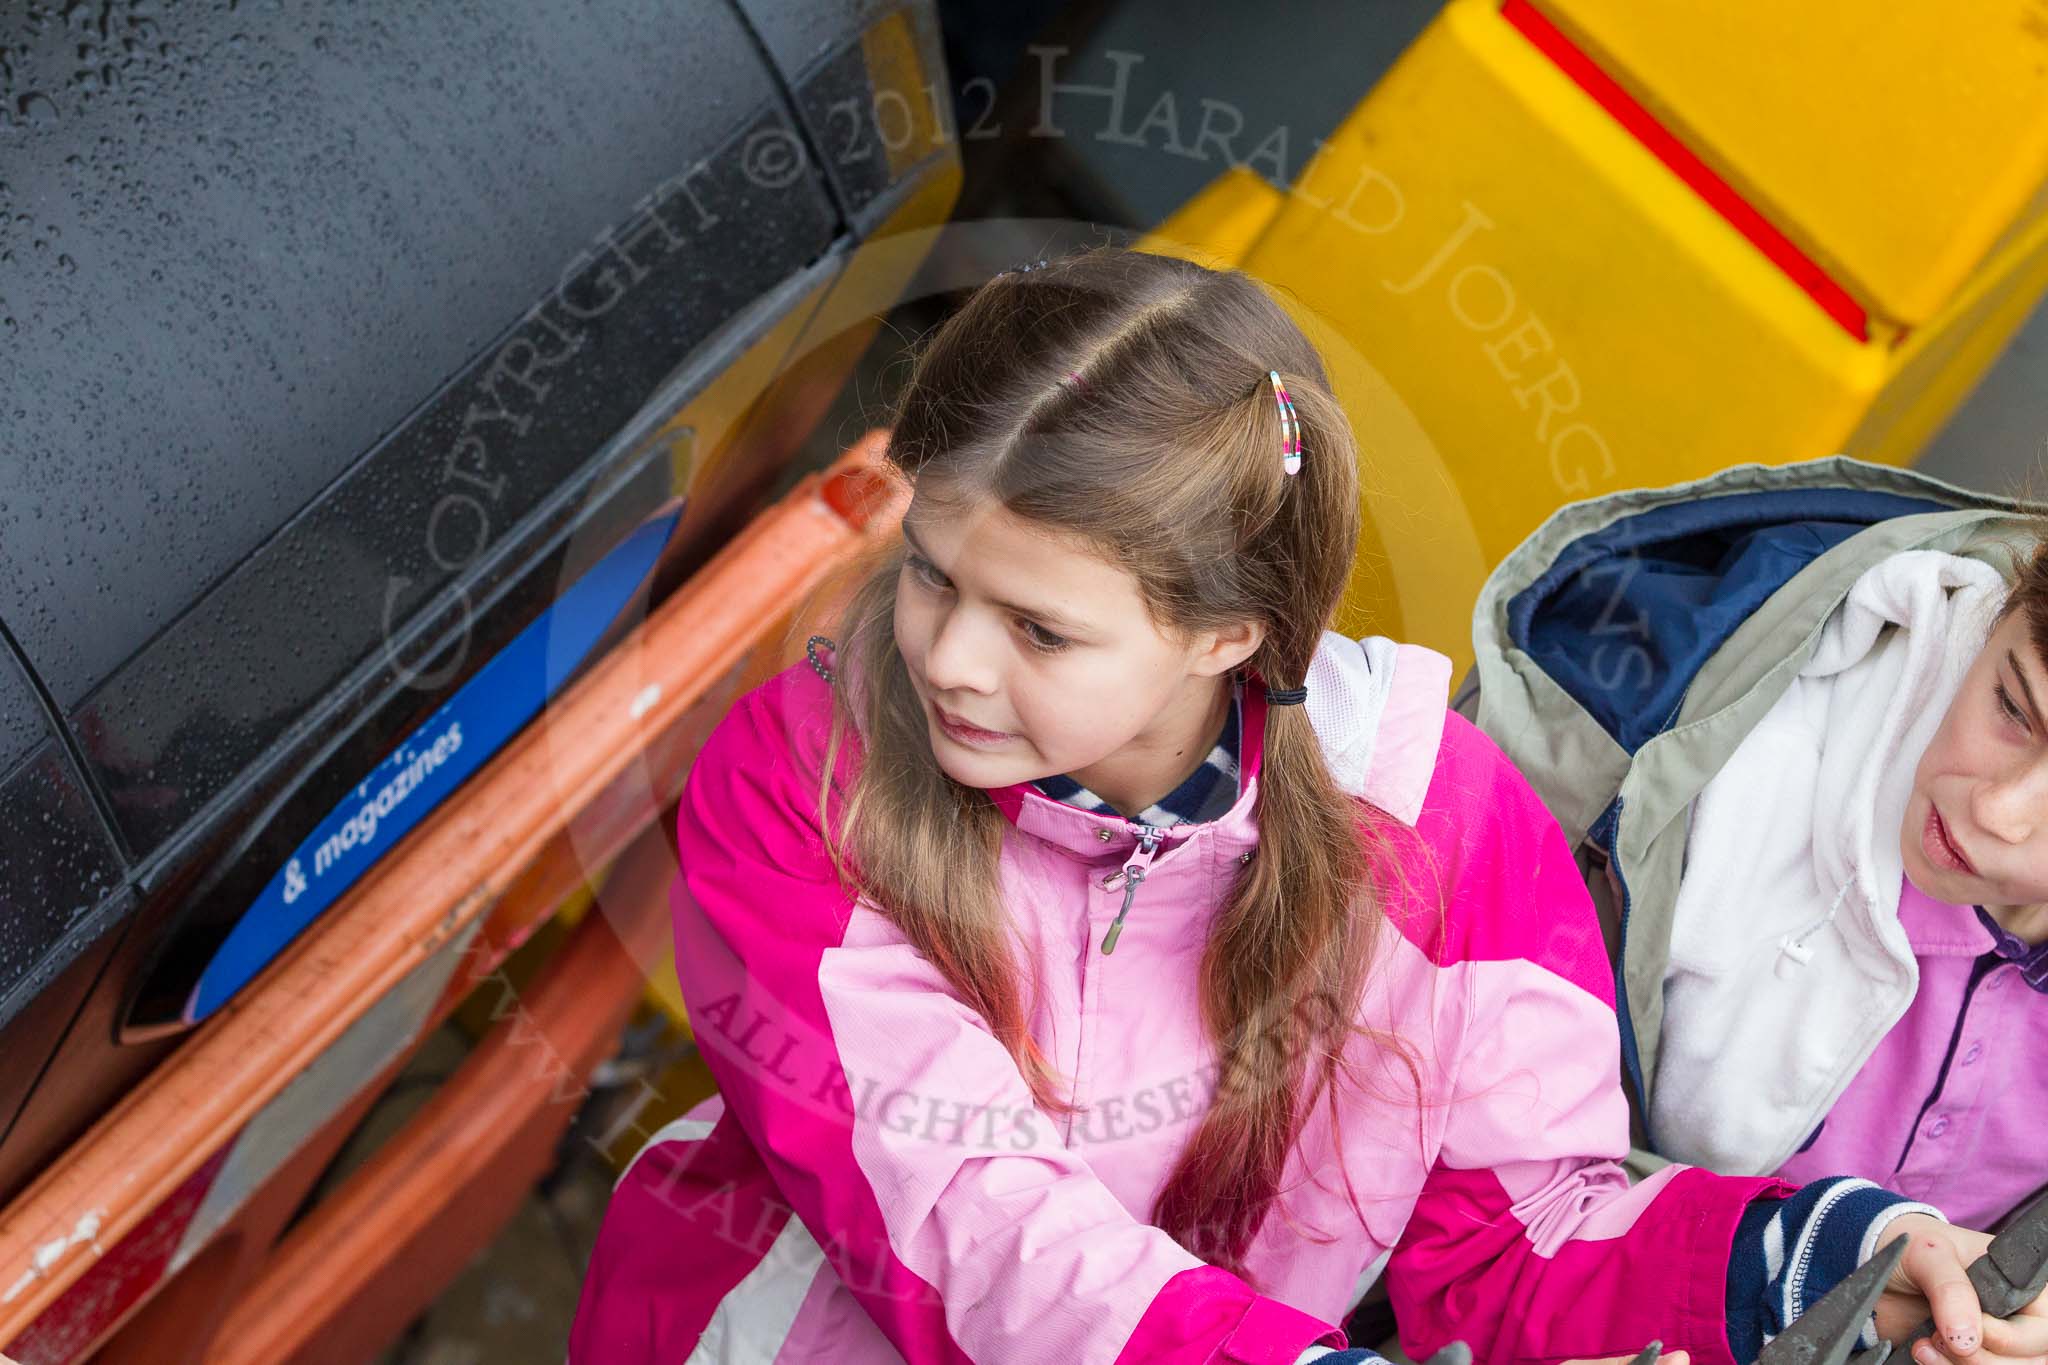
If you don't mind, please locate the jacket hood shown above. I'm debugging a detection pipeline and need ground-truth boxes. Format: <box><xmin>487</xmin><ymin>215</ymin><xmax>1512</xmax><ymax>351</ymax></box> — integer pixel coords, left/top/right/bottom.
<box><xmin>1466</xmin><ymin>454</ymin><xmax>2043</xmax><ymax>1130</ymax></box>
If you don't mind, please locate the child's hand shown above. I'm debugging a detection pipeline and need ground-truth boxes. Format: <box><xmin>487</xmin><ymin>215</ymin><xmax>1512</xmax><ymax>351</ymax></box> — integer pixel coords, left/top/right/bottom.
<box><xmin>1876</xmin><ymin>1214</ymin><xmax>2048</xmax><ymax>1365</ymax></box>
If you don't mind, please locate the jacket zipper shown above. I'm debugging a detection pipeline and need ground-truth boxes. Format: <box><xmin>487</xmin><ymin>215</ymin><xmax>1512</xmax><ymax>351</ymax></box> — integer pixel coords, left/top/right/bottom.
<box><xmin>1100</xmin><ymin>823</ymin><xmax>1165</xmax><ymax>956</ymax></box>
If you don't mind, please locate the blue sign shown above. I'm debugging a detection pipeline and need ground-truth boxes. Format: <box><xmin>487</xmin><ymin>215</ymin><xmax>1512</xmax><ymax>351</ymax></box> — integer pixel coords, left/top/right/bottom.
<box><xmin>189</xmin><ymin>507</ymin><xmax>682</xmax><ymax>1022</ymax></box>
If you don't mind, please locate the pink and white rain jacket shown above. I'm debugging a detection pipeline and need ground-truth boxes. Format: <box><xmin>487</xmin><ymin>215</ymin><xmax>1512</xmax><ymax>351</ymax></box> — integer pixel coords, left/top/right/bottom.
<box><xmin>570</xmin><ymin>633</ymin><xmax>1808</xmax><ymax>1365</ymax></box>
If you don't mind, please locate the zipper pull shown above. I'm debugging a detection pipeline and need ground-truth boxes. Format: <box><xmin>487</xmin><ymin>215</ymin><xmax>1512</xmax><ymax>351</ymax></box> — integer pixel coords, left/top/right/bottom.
<box><xmin>1101</xmin><ymin>825</ymin><xmax>1165</xmax><ymax>956</ymax></box>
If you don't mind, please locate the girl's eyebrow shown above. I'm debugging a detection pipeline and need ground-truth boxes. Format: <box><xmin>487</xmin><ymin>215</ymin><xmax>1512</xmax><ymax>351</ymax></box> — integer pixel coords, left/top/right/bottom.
<box><xmin>900</xmin><ymin>522</ymin><xmax>1090</xmax><ymax>636</ymax></box>
<box><xmin>2007</xmin><ymin>649</ymin><xmax>2044</xmax><ymax>721</ymax></box>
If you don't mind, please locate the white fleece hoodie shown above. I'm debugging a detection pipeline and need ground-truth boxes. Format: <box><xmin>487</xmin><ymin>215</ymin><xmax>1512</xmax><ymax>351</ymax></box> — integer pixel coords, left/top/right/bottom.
<box><xmin>1651</xmin><ymin>550</ymin><xmax>2008</xmax><ymax>1175</ymax></box>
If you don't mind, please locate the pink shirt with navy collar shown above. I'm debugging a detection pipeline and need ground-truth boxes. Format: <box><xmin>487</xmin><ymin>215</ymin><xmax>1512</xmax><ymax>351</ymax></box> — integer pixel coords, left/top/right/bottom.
<box><xmin>1774</xmin><ymin>874</ymin><xmax>2048</xmax><ymax>1228</ymax></box>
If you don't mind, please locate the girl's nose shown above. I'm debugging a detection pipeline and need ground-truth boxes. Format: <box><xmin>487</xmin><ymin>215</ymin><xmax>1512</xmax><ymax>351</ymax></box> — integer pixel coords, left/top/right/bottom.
<box><xmin>923</xmin><ymin>605</ymin><xmax>999</xmax><ymax>696</ymax></box>
<box><xmin>1972</xmin><ymin>761</ymin><xmax>2048</xmax><ymax>845</ymax></box>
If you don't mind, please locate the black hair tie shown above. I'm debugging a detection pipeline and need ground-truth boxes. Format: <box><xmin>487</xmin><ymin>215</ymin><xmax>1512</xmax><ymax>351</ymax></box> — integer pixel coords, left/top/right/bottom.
<box><xmin>1265</xmin><ymin>684</ymin><xmax>1308</xmax><ymax>707</ymax></box>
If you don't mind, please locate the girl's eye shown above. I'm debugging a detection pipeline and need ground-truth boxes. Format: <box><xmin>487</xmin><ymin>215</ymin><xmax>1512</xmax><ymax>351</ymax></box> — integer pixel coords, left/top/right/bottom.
<box><xmin>904</xmin><ymin>553</ymin><xmax>1065</xmax><ymax>652</ymax></box>
<box><xmin>1018</xmin><ymin>619</ymin><xmax>1070</xmax><ymax>654</ymax></box>
<box><xmin>1995</xmin><ymin>681</ymin><xmax>2031</xmax><ymax>732</ymax></box>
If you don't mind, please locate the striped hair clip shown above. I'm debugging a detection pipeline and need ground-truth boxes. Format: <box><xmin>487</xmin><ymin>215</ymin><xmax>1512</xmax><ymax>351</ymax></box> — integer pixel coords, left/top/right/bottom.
<box><xmin>1268</xmin><ymin>370</ymin><xmax>1303</xmax><ymax>476</ymax></box>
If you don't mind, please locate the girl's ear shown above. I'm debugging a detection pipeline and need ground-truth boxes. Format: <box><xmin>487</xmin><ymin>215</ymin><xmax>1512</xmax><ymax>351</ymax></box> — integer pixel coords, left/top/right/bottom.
<box><xmin>1189</xmin><ymin>619</ymin><xmax>1266</xmax><ymax>679</ymax></box>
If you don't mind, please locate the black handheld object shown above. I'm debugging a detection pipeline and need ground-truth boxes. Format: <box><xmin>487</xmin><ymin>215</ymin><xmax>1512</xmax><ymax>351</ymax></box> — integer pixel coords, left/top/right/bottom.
<box><xmin>1758</xmin><ymin>1235</ymin><xmax>1911</xmax><ymax>1365</ymax></box>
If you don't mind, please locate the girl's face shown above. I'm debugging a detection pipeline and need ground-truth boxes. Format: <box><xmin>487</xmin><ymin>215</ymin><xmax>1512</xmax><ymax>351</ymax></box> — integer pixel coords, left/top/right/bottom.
<box><xmin>1902</xmin><ymin>610</ymin><xmax>2048</xmax><ymax>914</ymax></box>
<box><xmin>892</xmin><ymin>492</ymin><xmax>1259</xmax><ymax>811</ymax></box>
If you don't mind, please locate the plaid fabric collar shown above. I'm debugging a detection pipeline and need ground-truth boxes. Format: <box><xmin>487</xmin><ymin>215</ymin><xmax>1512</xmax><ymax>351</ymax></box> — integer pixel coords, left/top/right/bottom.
<box><xmin>1032</xmin><ymin>687</ymin><xmax>1242</xmax><ymax>829</ymax></box>
<box><xmin>1973</xmin><ymin>907</ymin><xmax>2048</xmax><ymax>993</ymax></box>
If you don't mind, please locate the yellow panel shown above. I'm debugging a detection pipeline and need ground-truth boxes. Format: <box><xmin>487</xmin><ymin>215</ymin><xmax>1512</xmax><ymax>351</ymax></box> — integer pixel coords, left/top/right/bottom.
<box><xmin>642</xmin><ymin>946</ymin><xmax>691</xmax><ymax>1032</ymax></box>
<box><xmin>861</xmin><ymin>8</ymin><xmax>948</xmax><ymax>180</ymax></box>
<box><xmin>1230</xmin><ymin>0</ymin><xmax>1881</xmax><ymax>667</ymax></box>
<box><xmin>1144</xmin><ymin>165</ymin><xmax>1291</xmax><ymax>271</ymax></box>
<box><xmin>1848</xmin><ymin>208</ymin><xmax>2048</xmax><ymax>470</ymax></box>
<box><xmin>1536</xmin><ymin>0</ymin><xmax>2048</xmax><ymax>325</ymax></box>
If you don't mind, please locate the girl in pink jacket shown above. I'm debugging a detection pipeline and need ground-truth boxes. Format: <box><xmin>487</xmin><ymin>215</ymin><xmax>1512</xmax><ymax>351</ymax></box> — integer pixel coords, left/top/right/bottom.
<box><xmin>569</xmin><ymin>249</ymin><xmax>2016</xmax><ymax>1365</ymax></box>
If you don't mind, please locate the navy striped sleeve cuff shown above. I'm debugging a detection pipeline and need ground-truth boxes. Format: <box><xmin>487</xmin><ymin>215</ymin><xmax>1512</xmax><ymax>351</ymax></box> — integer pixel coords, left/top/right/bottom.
<box><xmin>1726</xmin><ymin>1176</ymin><xmax>1942</xmax><ymax>1360</ymax></box>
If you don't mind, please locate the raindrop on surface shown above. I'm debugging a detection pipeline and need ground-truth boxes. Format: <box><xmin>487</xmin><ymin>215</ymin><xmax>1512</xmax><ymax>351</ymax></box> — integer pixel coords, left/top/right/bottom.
<box><xmin>17</xmin><ymin>92</ymin><xmax>59</xmax><ymax>124</ymax></box>
<box><xmin>57</xmin><ymin>253</ymin><xmax>74</xmax><ymax>273</ymax></box>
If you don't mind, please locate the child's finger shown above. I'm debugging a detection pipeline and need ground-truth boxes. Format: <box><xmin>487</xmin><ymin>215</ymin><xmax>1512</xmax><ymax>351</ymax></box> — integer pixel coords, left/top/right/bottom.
<box><xmin>1903</xmin><ymin>1232</ymin><xmax>1987</xmax><ymax>1359</ymax></box>
<box><xmin>1983</xmin><ymin>1314</ymin><xmax>2048</xmax><ymax>1360</ymax></box>
<box><xmin>1944</xmin><ymin>1350</ymin><xmax>2048</xmax><ymax>1365</ymax></box>
<box><xmin>1909</xmin><ymin>1336</ymin><xmax>2044</xmax><ymax>1365</ymax></box>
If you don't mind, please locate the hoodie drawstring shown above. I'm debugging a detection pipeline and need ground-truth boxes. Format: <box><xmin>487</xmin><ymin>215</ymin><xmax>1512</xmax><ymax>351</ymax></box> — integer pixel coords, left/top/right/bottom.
<box><xmin>1776</xmin><ymin>881</ymin><xmax>1854</xmax><ymax>979</ymax></box>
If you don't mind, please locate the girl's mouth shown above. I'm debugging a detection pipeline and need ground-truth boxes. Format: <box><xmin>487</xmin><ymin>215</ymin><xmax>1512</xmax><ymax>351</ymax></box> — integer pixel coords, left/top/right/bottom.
<box><xmin>1923</xmin><ymin>806</ymin><xmax>1979</xmax><ymax>878</ymax></box>
<box><xmin>935</xmin><ymin>705</ymin><xmax>1014</xmax><ymax>748</ymax></box>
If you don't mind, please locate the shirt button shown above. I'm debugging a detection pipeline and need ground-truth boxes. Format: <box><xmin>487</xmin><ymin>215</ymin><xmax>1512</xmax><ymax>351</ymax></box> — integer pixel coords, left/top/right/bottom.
<box><xmin>1961</xmin><ymin>1042</ymin><xmax>1985</xmax><ymax>1067</ymax></box>
<box><xmin>1927</xmin><ymin>1116</ymin><xmax>1952</xmax><ymax>1139</ymax></box>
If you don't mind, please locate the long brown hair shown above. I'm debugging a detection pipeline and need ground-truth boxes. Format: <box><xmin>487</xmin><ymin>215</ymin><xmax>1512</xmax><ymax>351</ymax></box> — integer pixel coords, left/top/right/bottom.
<box><xmin>818</xmin><ymin>247</ymin><xmax>1384</xmax><ymax>1273</ymax></box>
